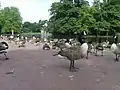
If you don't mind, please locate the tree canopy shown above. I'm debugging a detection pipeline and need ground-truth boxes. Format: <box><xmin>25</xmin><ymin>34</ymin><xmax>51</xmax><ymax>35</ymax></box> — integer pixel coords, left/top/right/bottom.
<box><xmin>21</xmin><ymin>20</ymin><xmax>48</xmax><ymax>33</ymax></box>
<box><xmin>0</xmin><ymin>0</ymin><xmax>120</xmax><ymax>36</ymax></box>
<box><xmin>0</xmin><ymin>4</ymin><xmax>48</xmax><ymax>34</ymax></box>
<box><xmin>47</xmin><ymin>0</ymin><xmax>120</xmax><ymax>37</ymax></box>
<box><xmin>0</xmin><ymin>6</ymin><xmax>22</xmax><ymax>34</ymax></box>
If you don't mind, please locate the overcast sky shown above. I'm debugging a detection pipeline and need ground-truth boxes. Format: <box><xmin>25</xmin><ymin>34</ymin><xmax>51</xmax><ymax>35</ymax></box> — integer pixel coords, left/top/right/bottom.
<box><xmin>0</xmin><ymin>0</ymin><xmax>93</xmax><ymax>23</ymax></box>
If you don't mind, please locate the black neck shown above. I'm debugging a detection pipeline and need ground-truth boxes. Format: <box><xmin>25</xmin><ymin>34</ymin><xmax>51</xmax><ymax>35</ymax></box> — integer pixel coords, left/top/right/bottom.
<box><xmin>79</xmin><ymin>38</ymin><xmax>85</xmax><ymax>45</ymax></box>
<box><xmin>115</xmin><ymin>38</ymin><xmax>118</xmax><ymax>44</ymax></box>
<box><xmin>77</xmin><ymin>32</ymin><xmax>85</xmax><ymax>44</ymax></box>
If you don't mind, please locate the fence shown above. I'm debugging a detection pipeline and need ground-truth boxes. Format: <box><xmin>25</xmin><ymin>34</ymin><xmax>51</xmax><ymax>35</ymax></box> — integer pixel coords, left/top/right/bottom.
<box><xmin>1</xmin><ymin>33</ymin><xmax>120</xmax><ymax>44</ymax></box>
<box><xmin>50</xmin><ymin>35</ymin><xmax>120</xmax><ymax>44</ymax></box>
<box><xmin>87</xmin><ymin>35</ymin><xmax>120</xmax><ymax>44</ymax></box>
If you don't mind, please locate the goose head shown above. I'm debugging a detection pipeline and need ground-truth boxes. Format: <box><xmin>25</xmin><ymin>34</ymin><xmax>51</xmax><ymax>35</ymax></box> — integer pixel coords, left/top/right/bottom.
<box><xmin>98</xmin><ymin>38</ymin><xmax>102</xmax><ymax>43</ymax></box>
<box><xmin>53</xmin><ymin>49</ymin><xmax>64</xmax><ymax>57</ymax></box>
<box><xmin>111</xmin><ymin>35</ymin><xmax>118</xmax><ymax>52</ymax></box>
<box><xmin>88</xmin><ymin>41</ymin><xmax>92</xmax><ymax>44</ymax></box>
<box><xmin>112</xmin><ymin>35</ymin><xmax>118</xmax><ymax>44</ymax></box>
<box><xmin>65</xmin><ymin>39</ymin><xmax>69</xmax><ymax>43</ymax></box>
<box><xmin>77</xmin><ymin>32</ymin><xmax>85</xmax><ymax>45</ymax></box>
<box><xmin>77</xmin><ymin>32</ymin><xmax>88</xmax><ymax>55</ymax></box>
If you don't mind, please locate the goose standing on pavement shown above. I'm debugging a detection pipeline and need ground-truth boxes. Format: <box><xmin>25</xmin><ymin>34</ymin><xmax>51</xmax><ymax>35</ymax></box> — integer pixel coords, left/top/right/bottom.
<box><xmin>111</xmin><ymin>35</ymin><xmax>120</xmax><ymax>61</ymax></box>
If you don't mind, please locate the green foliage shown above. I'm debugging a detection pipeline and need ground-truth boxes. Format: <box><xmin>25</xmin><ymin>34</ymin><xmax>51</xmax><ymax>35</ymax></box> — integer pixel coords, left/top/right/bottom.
<box><xmin>48</xmin><ymin>0</ymin><xmax>120</xmax><ymax>37</ymax></box>
<box><xmin>0</xmin><ymin>4</ymin><xmax>47</xmax><ymax>34</ymax></box>
<box><xmin>0</xmin><ymin>6</ymin><xmax>22</xmax><ymax>34</ymax></box>
<box><xmin>22</xmin><ymin>20</ymin><xmax>48</xmax><ymax>33</ymax></box>
<box><xmin>1</xmin><ymin>0</ymin><xmax>120</xmax><ymax>36</ymax></box>
<box><xmin>48</xmin><ymin>0</ymin><xmax>95</xmax><ymax>37</ymax></box>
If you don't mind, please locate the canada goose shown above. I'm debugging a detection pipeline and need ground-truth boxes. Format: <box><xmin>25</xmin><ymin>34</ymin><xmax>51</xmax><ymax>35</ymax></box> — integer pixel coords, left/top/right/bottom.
<box><xmin>25</xmin><ymin>37</ymin><xmax>28</xmax><ymax>42</ymax></box>
<box><xmin>43</xmin><ymin>43</ymin><xmax>50</xmax><ymax>50</ymax></box>
<box><xmin>53</xmin><ymin>33</ymin><xmax>88</xmax><ymax>72</ymax></box>
<box><xmin>95</xmin><ymin>38</ymin><xmax>104</xmax><ymax>56</ymax></box>
<box><xmin>18</xmin><ymin>40</ymin><xmax>26</xmax><ymax>48</ymax></box>
<box><xmin>111</xmin><ymin>35</ymin><xmax>120</xmax><ymax>61</ymax></box>
<box><xmin>0</xmin><ymin>41</ymin><xmax>9</xmax><ymax>60</ymax></box>
<box><xmin>34</xmin><ymin>38</ymin><xmax>41</xmax><ymax>46</ymax></box>
<box><xmin>0</xmin><ymin>35</ymin><xmax>3</xmax><ymax>39</ymax></box>
<box><xmin>9</xmin><ymin>35</ymin><xmax>14</xmax><ymax>43</ymax></box>
<box><xmin>52</xmin><ymin>41</ymin><xmax>66</xmax><ymax>50</ymax></box>
<box><xmin>65</xmin><ymin>39</ymin><xmax>72</xmax><ymax>48</ymax></box>
<box><xmin>14</xmin><ymin>37</ymin><xmax>20</xmax><ymax>45</ymax></box>
<box><xmin>86</xmin><ymin>41</ymin><xmax>93</xmax><ymax>59</ymax></box>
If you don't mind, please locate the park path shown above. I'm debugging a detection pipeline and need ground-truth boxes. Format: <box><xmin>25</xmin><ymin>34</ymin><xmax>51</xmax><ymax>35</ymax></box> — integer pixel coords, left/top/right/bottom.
<box><xmin>0</xmin><ymin>42</ymin><xmax>120</xmax><ymax>90</ymax></box>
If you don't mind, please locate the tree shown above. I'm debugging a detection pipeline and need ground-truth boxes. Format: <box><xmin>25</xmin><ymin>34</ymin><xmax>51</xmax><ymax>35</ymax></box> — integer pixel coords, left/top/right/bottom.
<box><xmin>48</xmin><ymin>0</ymin><xmax>92</xmax><ymax>38</ymax></box>
<box><xmin>0</xmin><ymin>6</ymin><xmax>22</xmax><ymax>34</ymax></box>
<box><xmin>93</xmin><ymin>0</ymin><xmax>120</xmax><ymax>35</ymax></box>
<box><xmin>21</xmin><ymin>22</ymin><xmax>32</xmax><ymax>33</ymax></box>
<box><xmin>0</xmin><ymin>3</ymin><xmax>2</xmax><ymax>34</ymax></box>
<box><xmin>22</xmin><ymin>20</ymin><xmax>48</xmax><ymax>33</ymax></box>
<box><xmin>47</xmin><ymin>0</ymin><xmax>120</xmax><ymax>37</ymax></box>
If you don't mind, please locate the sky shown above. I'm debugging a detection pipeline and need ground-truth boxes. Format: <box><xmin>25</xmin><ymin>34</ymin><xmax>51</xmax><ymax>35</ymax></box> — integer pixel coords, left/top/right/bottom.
<box><xmin>0</xmin><ymin>0</ymin><xmax>93</xmax><ymax>23</ymax></box>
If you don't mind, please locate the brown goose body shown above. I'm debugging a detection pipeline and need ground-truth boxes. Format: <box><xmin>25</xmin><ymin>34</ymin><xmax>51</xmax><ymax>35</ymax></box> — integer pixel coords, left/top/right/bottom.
<box><xmin>53</xmin><ymin>43</ymin><xmax>88</xmax><ymax>72</ymax></box>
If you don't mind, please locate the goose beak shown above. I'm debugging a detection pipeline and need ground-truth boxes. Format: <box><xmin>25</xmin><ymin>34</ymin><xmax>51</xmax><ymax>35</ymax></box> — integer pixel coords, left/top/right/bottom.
<box><xmin>53</xmin><ymin>53</ymin><xmax>58</xmax><ymax>56</ymax></box>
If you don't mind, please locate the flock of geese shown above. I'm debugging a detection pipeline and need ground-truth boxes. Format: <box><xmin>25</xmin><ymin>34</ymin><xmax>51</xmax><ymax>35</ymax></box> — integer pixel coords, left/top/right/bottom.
<box><xmin>0</xmin><ymin>33</ymin><xmax>120</xmax><ymax>72</ymax></box>
<box><xmin>51</xmin><ymin>34</ymin><xmax>120</xmax><ymax>72</ymax></box>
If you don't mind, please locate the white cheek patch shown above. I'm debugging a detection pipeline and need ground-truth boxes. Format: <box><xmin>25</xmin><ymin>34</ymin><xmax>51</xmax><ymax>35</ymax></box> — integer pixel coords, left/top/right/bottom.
<box><xmin>58</xmin><ymin>55</ymin><xmax>66</xmax><ymax>59</ymax></box>
<box><xmin>84</xmin><ymin>31</ymin><xmax>87</xmax><ymax>35</ymax></box>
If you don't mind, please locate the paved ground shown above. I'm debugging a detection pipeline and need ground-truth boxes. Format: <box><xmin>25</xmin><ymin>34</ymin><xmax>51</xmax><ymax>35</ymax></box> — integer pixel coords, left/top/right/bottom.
<box><xmin>0</xmin><ymin>41</ymin><xmax>120</xmax><ymax>90</ymax></box>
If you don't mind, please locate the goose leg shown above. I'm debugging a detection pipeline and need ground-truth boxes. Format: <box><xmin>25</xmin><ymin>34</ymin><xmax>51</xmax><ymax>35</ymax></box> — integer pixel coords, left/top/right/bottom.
<box><xmin>94</xmin><ymin>48</ymin><xmax>96</xmax><ymax>54</ymax></box>
<box><xmin>115</xmin><ymin>54</ymin><xmax>119</xmax><ymax>62</ymax></box>
<box><xmin>69</xmin><ymin>61</ymin><xmax>72</xmax><ymax>70</ymax></box>
<box><xmin>118</xmin><ymin>55</ymin><xmax>120</xmax><ymax>61</ymax></box>
<box><xmin>69</xmin><ymin>61</ymin><xmax>77</xmax><ymax>72</ymax></box>
<box><xmin>72</xmin><ymin>61</ymin><xmax>74</xmax><ymax>69</ymax></box>
<box><xmin>101</xmin><ymin>50</ymin><xmax>103</xmax><ymax>56</ymax></box>
<box><xmin>4</xmin><ymin>53</ymin><xmax>9</xmax><ymax>60</ymax></box>
<box><xmin>95</xmin><ymin>49</ymin><xmax>98</xmax><ymax>56</ymax></box>
<box><xmin>72</xmin><ymin>61</ymin><xmax>79</xmax><ymax>70</ymax></box>
<box><xmin>86</xmin><ymin>51</ymin><xmax>89</xmax><ymax>59</ymax></box>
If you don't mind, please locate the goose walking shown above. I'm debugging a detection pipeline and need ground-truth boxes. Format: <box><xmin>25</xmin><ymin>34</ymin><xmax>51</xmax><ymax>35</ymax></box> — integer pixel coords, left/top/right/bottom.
<box><xmin>111</xmin><ymin>35</ymin><xmax>120</xmax><ymax>61</ymax></box>
<box><xmin>53</xmin><ymin>33</ymin><xmax>88</xmax><ymax>72</ymax></box>
<box><xmin>0</xmin><ymin>41</ymin><xmax>9</xmax><ymax>60</ymax></box>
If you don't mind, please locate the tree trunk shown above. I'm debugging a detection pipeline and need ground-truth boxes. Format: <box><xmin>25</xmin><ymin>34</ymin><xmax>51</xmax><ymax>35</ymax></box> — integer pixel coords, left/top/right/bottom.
<box><xmin>12</xmin><ymin>30</ymin><xmax>14</xmax><ymax>35</ymax></box>
<box><xmin>106</xmin><ymin>30</ymin><xmax>108</xmax><ymax>40</ymax></box>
